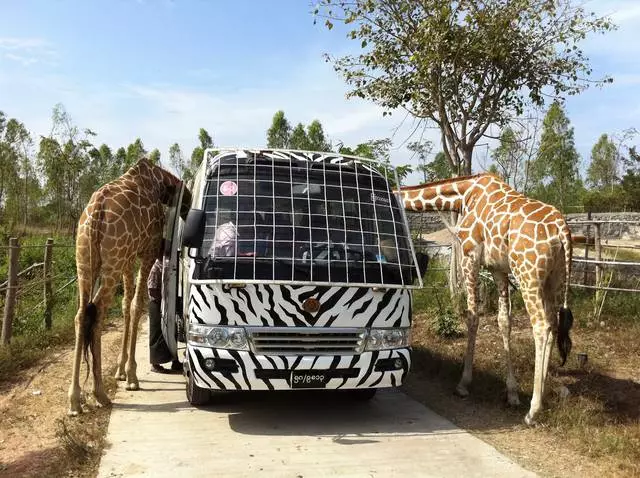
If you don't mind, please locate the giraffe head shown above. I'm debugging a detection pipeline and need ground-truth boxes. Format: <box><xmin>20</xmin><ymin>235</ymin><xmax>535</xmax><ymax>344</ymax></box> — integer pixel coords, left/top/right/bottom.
<box><xmin>129</xmin><ymin>157</ymin><xmax>192</xmax><ymax>216</ymax></box>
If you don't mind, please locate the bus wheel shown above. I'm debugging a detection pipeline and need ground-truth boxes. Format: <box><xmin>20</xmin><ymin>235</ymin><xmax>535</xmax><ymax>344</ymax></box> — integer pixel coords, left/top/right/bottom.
<box><xmin>349</xmin><ymin>388</ymin><xmax>377</xmax><ymax>401</ymax></box>
<box><xmin>186</xmin><ymin>372</ymin><xmax>210</xmax><ymax>406</ymax></box>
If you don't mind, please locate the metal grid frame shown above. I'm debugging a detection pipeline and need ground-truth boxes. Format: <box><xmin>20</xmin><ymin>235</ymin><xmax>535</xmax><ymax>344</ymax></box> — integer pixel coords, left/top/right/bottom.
<box><xmin>189</xmin><ymin>148</ymin><xmax>423</xmax><ymax>289</ymax></box>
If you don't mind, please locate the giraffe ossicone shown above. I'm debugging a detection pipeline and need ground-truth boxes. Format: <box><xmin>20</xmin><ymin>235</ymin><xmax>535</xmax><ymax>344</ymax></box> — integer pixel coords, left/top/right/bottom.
<box><xmin>67</xmin><ymin>157</ymin><xmax>190</xmax><ymax>416</ymax></box>
<box><xmin>400</xmin><ymin>173</ymin><xmax>574</xmax><ymax>425</ymax></box>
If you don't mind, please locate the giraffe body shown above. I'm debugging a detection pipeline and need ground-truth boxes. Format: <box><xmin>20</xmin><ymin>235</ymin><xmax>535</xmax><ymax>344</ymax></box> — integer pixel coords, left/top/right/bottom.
<box><xmin>401</xmin><ymin>173</ymin><xmax>573</xmax><ymax>424</ymax></box>
<box><xmin>68</xmin><ymin>158</ymin><xmax>187</xmax><ymax>415</ymax></box>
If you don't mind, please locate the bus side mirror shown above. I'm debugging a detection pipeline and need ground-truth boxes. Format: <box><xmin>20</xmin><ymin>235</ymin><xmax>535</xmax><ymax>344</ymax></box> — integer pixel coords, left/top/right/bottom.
<box><xmin>182</xmin><ymin>209</ymin><xmax>206</xmax><ymax>249</ymax></box>
<box><xmin>416</xmin><ymin>252</ymin><xmax>429</xmax><ymax>278</ymax></box>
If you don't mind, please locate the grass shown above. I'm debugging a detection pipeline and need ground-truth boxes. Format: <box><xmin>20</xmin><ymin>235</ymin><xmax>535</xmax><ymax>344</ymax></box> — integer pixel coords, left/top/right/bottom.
<box><xmin>408</xmin><ymin>257</ymin><xmax>640</xmax><ymax>476</ymax></box>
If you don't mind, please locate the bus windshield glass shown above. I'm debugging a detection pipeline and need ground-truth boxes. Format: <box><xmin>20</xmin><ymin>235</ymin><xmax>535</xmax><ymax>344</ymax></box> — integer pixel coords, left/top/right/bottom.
<box><xmin>193</xmin><ymin>152</ymin><xmax>417</xmax><ymax>287</ymax></box>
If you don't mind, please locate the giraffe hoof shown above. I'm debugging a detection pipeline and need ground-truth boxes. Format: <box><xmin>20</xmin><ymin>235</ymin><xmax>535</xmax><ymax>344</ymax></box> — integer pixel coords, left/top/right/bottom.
<box><xmin>454</xmin><ymin>384</ymin><xmax>470</xmax><ymax>398</ymax></box>
<box><xmin>114</xmin><ymin>372</ymin><xmax>126</xmax><ymax>381</ymax></box>
<box><xmin>94</xmin><ymin>391</ymin><xmax>111</xmax><ymax>407</ymax></box>
<box><xmin>507</xmin><ymin>393</ymin><xmax>521</xmax><ymax>407</ymax></box>
<box><xmin>524</xmin><ymin>412</ymin><xmax>536</xmax><ymax>426</ymax></box>
<box><xmin>126</xmin><ymin>381</ymin><xmax>139</xmax><ymax>391</ymax></box>
<box><xmin>67</xmin><ymin>408</ymin><xmax>81</xmax><ymax>417</ymax></box>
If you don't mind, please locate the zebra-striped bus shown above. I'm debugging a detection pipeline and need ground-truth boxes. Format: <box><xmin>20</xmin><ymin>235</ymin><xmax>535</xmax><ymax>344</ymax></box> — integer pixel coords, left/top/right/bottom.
<box><xmin>161</xmin><ymin>148</ymin><xmax>427</xmax><ymax>405</ymax></box>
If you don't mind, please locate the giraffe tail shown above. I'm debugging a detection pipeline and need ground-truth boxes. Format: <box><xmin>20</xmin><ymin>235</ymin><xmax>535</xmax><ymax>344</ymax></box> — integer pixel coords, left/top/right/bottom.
<box><xmin>557</xmin><ymin>225</ymin><xmax>574</xmax><ymax>366</ymax></box>
<box><xmin>82</xmin><ymin>302</ymin><xmax>98</xmax><ymax>384</ymax></box>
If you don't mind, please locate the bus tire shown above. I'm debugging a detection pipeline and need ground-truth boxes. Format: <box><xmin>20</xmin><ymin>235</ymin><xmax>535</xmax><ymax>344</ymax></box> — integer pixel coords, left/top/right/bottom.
<box><xmin>186</xmin><ymin>372</ymin><xmax>210</xmax><ymax>406</ymax></box>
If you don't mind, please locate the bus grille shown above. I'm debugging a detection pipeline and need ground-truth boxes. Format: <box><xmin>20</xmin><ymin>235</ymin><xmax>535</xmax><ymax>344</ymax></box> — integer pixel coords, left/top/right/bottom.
<box><xmin>247</xmin><ymin>327</ymin><xmax>367</xmax><ymax>355</ymax></box>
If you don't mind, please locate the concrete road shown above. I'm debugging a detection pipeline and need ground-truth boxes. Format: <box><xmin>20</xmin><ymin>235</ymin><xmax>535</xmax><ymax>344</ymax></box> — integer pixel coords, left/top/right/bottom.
<box><xmin>98</xmin><ymin>327</ymin><xmax>535</xmax><ymax>478</ymax></box>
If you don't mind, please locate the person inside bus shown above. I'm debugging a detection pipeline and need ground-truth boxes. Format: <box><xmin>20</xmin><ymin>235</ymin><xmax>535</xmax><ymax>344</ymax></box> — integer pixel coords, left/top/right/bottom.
<box><xmin>147</xmin><ymin>258</ymin><xmax>182</xmax><ymax>373</ymax></box>
<box><xmin>208</xmin><ymin>212</ymin><xmax>271</xmax><ymax>258</ymax></box>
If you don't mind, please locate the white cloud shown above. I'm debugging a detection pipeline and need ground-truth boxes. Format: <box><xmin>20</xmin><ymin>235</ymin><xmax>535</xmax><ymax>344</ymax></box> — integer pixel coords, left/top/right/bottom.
<box><xmin>0</xmin><ymin>37</ymin><xmax>58</xmax><ymax>66</ymax></box>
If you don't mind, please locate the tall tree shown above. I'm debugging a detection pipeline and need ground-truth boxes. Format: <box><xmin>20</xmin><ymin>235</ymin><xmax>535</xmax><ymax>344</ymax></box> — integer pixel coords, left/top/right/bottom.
<box><xmin>621</xmin><ymin>146</ymin><xmax>640</xmax><ymax>210</ymax></box>
<box><xmin>587</xmin><ymin>134</ymin><xmax>617</xmax><ymax>190</ymax></box>
<box><xmin>290</xmin><ymin>123</ymin><xmax>309</xmax><ymax>150</ymax></box>
<box><xmin>339</xmin><ymin>138</ymin><xmax>411</xmax><ymax>188</ymax></box>
<box><xmin>529</xmin><ymin>102</ymin><xmax>580</xmax><ymax>211</ymax></box>
<box><xmin>267</xmin><ymin>110</ymin><xmax>291</xmax><ymax>148</ymax></box>
<box><xmin>169</xmin><ymin>143</ymin><xmax>185</xmax><ymax>177</ymax></box>
<box><xmin>188</xmin><ymin>128</ymin><xmax>214</xmax><ymax>184</ymax></box>
<box><xmin>306</xmin><ymin>120</ymin><xmax>331</xmax><ymax>151</ymax></box>
<box><xmin>148</xmin><ymin>148</ymin><xmax>161</xmax><ymax>165</ymax></box>
<box><xmin>114</xmin><ymin>146</ymin><xmax>127</xmax><ymax>177</ymax></box>
<box><xmin>125</xmin><ymin>138</ymin><xmax>146</xmax><ymax>170</ymax></box>
<box><xmin>317</xmin><ymin>0</ymin><xmax>613</xmax><ymax>176</ymax></box>
<box><xmin>38</xmin><ymin>103</ymin><xmax>95</xmax><ymax>232</ymax></box>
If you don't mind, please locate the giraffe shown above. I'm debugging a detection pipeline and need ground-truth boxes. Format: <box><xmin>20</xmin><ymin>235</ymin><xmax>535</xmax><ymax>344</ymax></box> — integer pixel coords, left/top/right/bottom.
<box><xmin>400</xmin><ymin>173</ymin><xmax>574</xmax><ymax>425</ymax></box>
<box><xmin>68</xmin><ymin>157</ymin><xmax>190</xmax><ymax>415</ymax></box>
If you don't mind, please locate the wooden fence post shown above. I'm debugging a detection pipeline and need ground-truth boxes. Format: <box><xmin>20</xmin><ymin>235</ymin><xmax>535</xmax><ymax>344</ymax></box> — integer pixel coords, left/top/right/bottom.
<box><xmin>43</xmin><ymin>238</ymin><xmax>54</xmax><ymax>330</ymax></box>
<box><xmin>583</xmin><ymin>211</ymin><xmax>591</xmax><ymax>285</ymax></box>
<box><xmin>2</xmin><ymin>237</ymin><xmax>20</xmax><ymax>345</ymax></box>
<box><xmin>594</xmin><ymin>223</ymin><xmax>602</xmax><ymax>287</ymax></box>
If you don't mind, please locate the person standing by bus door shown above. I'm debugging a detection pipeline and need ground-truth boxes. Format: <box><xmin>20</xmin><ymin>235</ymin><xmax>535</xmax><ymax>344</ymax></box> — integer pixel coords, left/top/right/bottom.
<box><xmin>147</xmin><ymin>258</ymin><xmax>182</xmax><ymax>373</ymax></box>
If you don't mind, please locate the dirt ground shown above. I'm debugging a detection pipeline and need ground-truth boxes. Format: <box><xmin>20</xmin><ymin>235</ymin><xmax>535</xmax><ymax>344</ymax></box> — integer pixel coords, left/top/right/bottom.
<box><xmin>1</xmin><ymin>313</ymin><xmax>639</xmax><ymax>477</ymax></box>
<box><xmin>0</xmin><ymin>322</ymin><xmax>122</xmax><ymax>478</ymax></box>
<box><xmin>404</xmin><ymin>312</ymin><xmax>640</xmax><ymax>478</ymax></box>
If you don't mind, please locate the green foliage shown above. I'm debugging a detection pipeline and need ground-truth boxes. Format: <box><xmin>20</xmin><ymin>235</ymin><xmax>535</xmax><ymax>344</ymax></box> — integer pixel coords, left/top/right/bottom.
<box><xmin>582</xmin><ymin>185</ymin><xmax>629</xmax><ymax>213</ymax></box>
<box><xmin>148</xmin><ymin>148</ymin><xmax>161</xmax><ymax>165</ymax></box>
<box><xmin>124</xmin><ymin>138</ymin><xmax>146</xmax><ymax>170</ymax></box>
<box><xmin>528</xmin><ymin>101</ymin><xmax>581</xmax><ymax>211</ymax></box>
<box><xmin>306</xmin><ymin>119</ymin><xmax>331</xmax><ymax>151</ymax></box>
<box><xmin>266</xmin><ymin>110</ymin><xmax>291</xmax><ymax>148</ymax></box>
<box><xmin>407</xmin><ymin>141</ymin><xmax>453</xmax><ymax>184</ymax></box>
<box><xmin>621</xmin><ymin>147</ymin><xmax>640</xmax><ymax>210</ymax></box>
<box><xmin>339</xmin><ymin>138</ymin><xmax>412</xmax><ymax>188</ymax></box>
<box><xmin>409</xmin><ymin>143</ymin><xmax>453</xmax><ymax>183</ymax></box>
<box><xmin>289</xmin><ymin>123</ymin><xmax>309</xmax><ymax>149</ymax></box>
<box><xmin>587</xmin><ymin>134</ymin><xmax>618</xmax><ymax>189</ymax></box>
<box><xmin>267</xmin><ymin>112</ymin><xmax>331</xmax><ymax>152</ymax></box>
<box><xmin>187</xmin><ymin>128</ymin><xmax>214</xmax><ymax>184</ymax></box>
<box><xmin>490</xmin><ymin>127</ymin><xmax>531</xmax><ymax>190</ymax></box>
<box><xmin>317</xmin><ymin>0</ymin><xmax>614</xmax><ymax>176</ymax></box>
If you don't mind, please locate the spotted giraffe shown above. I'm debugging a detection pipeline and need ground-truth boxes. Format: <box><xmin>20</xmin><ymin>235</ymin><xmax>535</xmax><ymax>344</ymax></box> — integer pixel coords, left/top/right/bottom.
<box><xmin>68</xmin><ymin>157</ymin><xmax>190</xmax><ymax>415</ymax></box>
<box><xmin>400</xmin><ymin>173</ymin><xmax>574</xmax><ymax>425</ymax></box>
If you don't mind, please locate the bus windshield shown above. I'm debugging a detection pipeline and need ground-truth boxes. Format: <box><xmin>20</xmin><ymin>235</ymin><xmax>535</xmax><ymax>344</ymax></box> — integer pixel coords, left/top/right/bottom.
<box><xmin>194</xmin><ymin>153</ymin><xmax>416</xmax><ymax>286</ymax></box>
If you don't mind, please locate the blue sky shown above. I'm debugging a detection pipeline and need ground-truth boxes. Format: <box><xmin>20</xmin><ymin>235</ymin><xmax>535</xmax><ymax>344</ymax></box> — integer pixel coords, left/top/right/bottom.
<box><xmin>1</xmin><ymin>0</ymin><xmax>639</xmax><ymax>184</ymax></box>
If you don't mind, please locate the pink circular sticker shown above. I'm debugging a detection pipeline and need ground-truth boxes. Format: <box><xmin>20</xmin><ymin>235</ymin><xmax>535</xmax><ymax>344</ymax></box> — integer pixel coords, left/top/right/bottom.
<box><xmin>220</xmin><ymin>181</ymin><xmax>238</xmax><ymax>196</ymax></box>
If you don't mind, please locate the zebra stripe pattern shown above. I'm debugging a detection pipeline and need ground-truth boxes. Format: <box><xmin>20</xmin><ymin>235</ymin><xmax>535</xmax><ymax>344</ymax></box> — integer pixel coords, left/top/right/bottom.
<box><xmin>189</xmin><ymin>284</ymin><xmax>411</xmax><ymax>328</ymax></box>
<box><xmin>188</xmin><ymin>347</ymin><xmax>410</xmax><ymax>391</ymax></box>
<box><xmin>186</xmin><ymin>284</ymin><xmax>412</xmax><ymax>391</ymax></box>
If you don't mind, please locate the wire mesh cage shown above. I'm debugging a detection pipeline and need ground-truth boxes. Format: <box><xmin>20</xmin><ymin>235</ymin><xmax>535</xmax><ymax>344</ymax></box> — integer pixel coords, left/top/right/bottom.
<box><xmin>189</xmin><ymin>149</ymin><xmax>422</xmax><ymax>288</ymax></box>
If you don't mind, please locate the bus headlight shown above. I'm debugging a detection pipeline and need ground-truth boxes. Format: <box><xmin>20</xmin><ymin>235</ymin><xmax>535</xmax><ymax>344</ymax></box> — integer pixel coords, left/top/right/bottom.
<box><xmin>365</xmin><ymin>328</ymin><xmax>411</xmax><ymax>351</ymax></box>
<box><xmin>188</xmin><ymin>325</ymin><xmax>249</xmax><ymax>351</ymax></box>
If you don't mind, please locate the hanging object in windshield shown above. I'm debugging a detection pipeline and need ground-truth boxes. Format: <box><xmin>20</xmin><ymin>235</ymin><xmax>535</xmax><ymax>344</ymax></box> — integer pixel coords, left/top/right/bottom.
<box><xmin>184</xmin><ymin>149</ymin><xmax>422</xmax><ymax>288</ymax></box>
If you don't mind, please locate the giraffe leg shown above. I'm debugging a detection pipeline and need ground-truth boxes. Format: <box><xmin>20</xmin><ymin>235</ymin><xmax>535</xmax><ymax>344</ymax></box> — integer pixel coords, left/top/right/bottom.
<box><xmin>455</xmin><ymin>255</ymin><xmax>480</xmax><ymax>398</ymax></box>
<box><xmin>68</xmin><ymin>249</ymin><xmax>97</xmax><ymax>416</ymax></box>
<box><xmin>68</xmin><ymin>304</ymin><xmax>88</xmax><ymax>416</ymax></box>
<box><xmin>89</xmin><ymin>277</ymin><xmax>117</xmax><ymax>407</ymax></box>
<box><xmin>523</xmin><ymin>287</ymin><xmax>554</xmax><ymax>425</ymax></box>
<box><xmin>115</xmin><ymin>265</ymin><xmax>135</xmax><ymax>381</ymax></box>
<box><xmin>125</xmin><ymin>258</ymin><xmax>154</xmax><ymax>391</ymax></box>
<box><xmin>492</xmin><ymin>270</ymin><xmax>520</xmax><ymax>406</ymax></box>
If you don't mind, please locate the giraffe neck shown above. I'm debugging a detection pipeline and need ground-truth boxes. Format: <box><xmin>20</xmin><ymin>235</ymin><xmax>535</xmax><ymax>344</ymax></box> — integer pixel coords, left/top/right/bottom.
<box><xmin>401</xmin><ymin>176</ymin><xmax>480</xmax><ymax>212</ymax></box>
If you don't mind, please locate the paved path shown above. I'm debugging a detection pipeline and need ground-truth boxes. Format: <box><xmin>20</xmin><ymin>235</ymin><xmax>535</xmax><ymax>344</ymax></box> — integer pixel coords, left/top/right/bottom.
<box><xmin>98</xmin><ymin>326</ymin><xmax>535</xmax><ymax>478</ymax></box>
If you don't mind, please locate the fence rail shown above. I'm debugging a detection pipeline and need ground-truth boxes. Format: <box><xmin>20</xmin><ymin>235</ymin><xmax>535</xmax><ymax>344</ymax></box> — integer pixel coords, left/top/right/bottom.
<box><xmin>1</xmin><ymin>237</ymin><xmax>76</xmax><ymax>345</ymax></box>
<box><xmin>413</xmin><ymin>217</ymin><xmax>640</xmax><ymax>294</ymax></box>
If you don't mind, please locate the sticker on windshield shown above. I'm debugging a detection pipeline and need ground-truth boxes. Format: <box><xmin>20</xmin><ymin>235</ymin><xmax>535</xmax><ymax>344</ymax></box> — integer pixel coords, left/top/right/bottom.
<box><xmin>220</xmin><ymin>181</ymin><xmax>238</xmax><ymax>196</ymax></box>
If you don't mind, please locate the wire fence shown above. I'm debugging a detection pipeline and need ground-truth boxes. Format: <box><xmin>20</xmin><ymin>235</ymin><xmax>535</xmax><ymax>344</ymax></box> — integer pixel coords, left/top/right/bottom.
<box><xmin>1</xmin><ymin>237</ymin><xmax>77</xmax><ymax>345</ymax></box>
